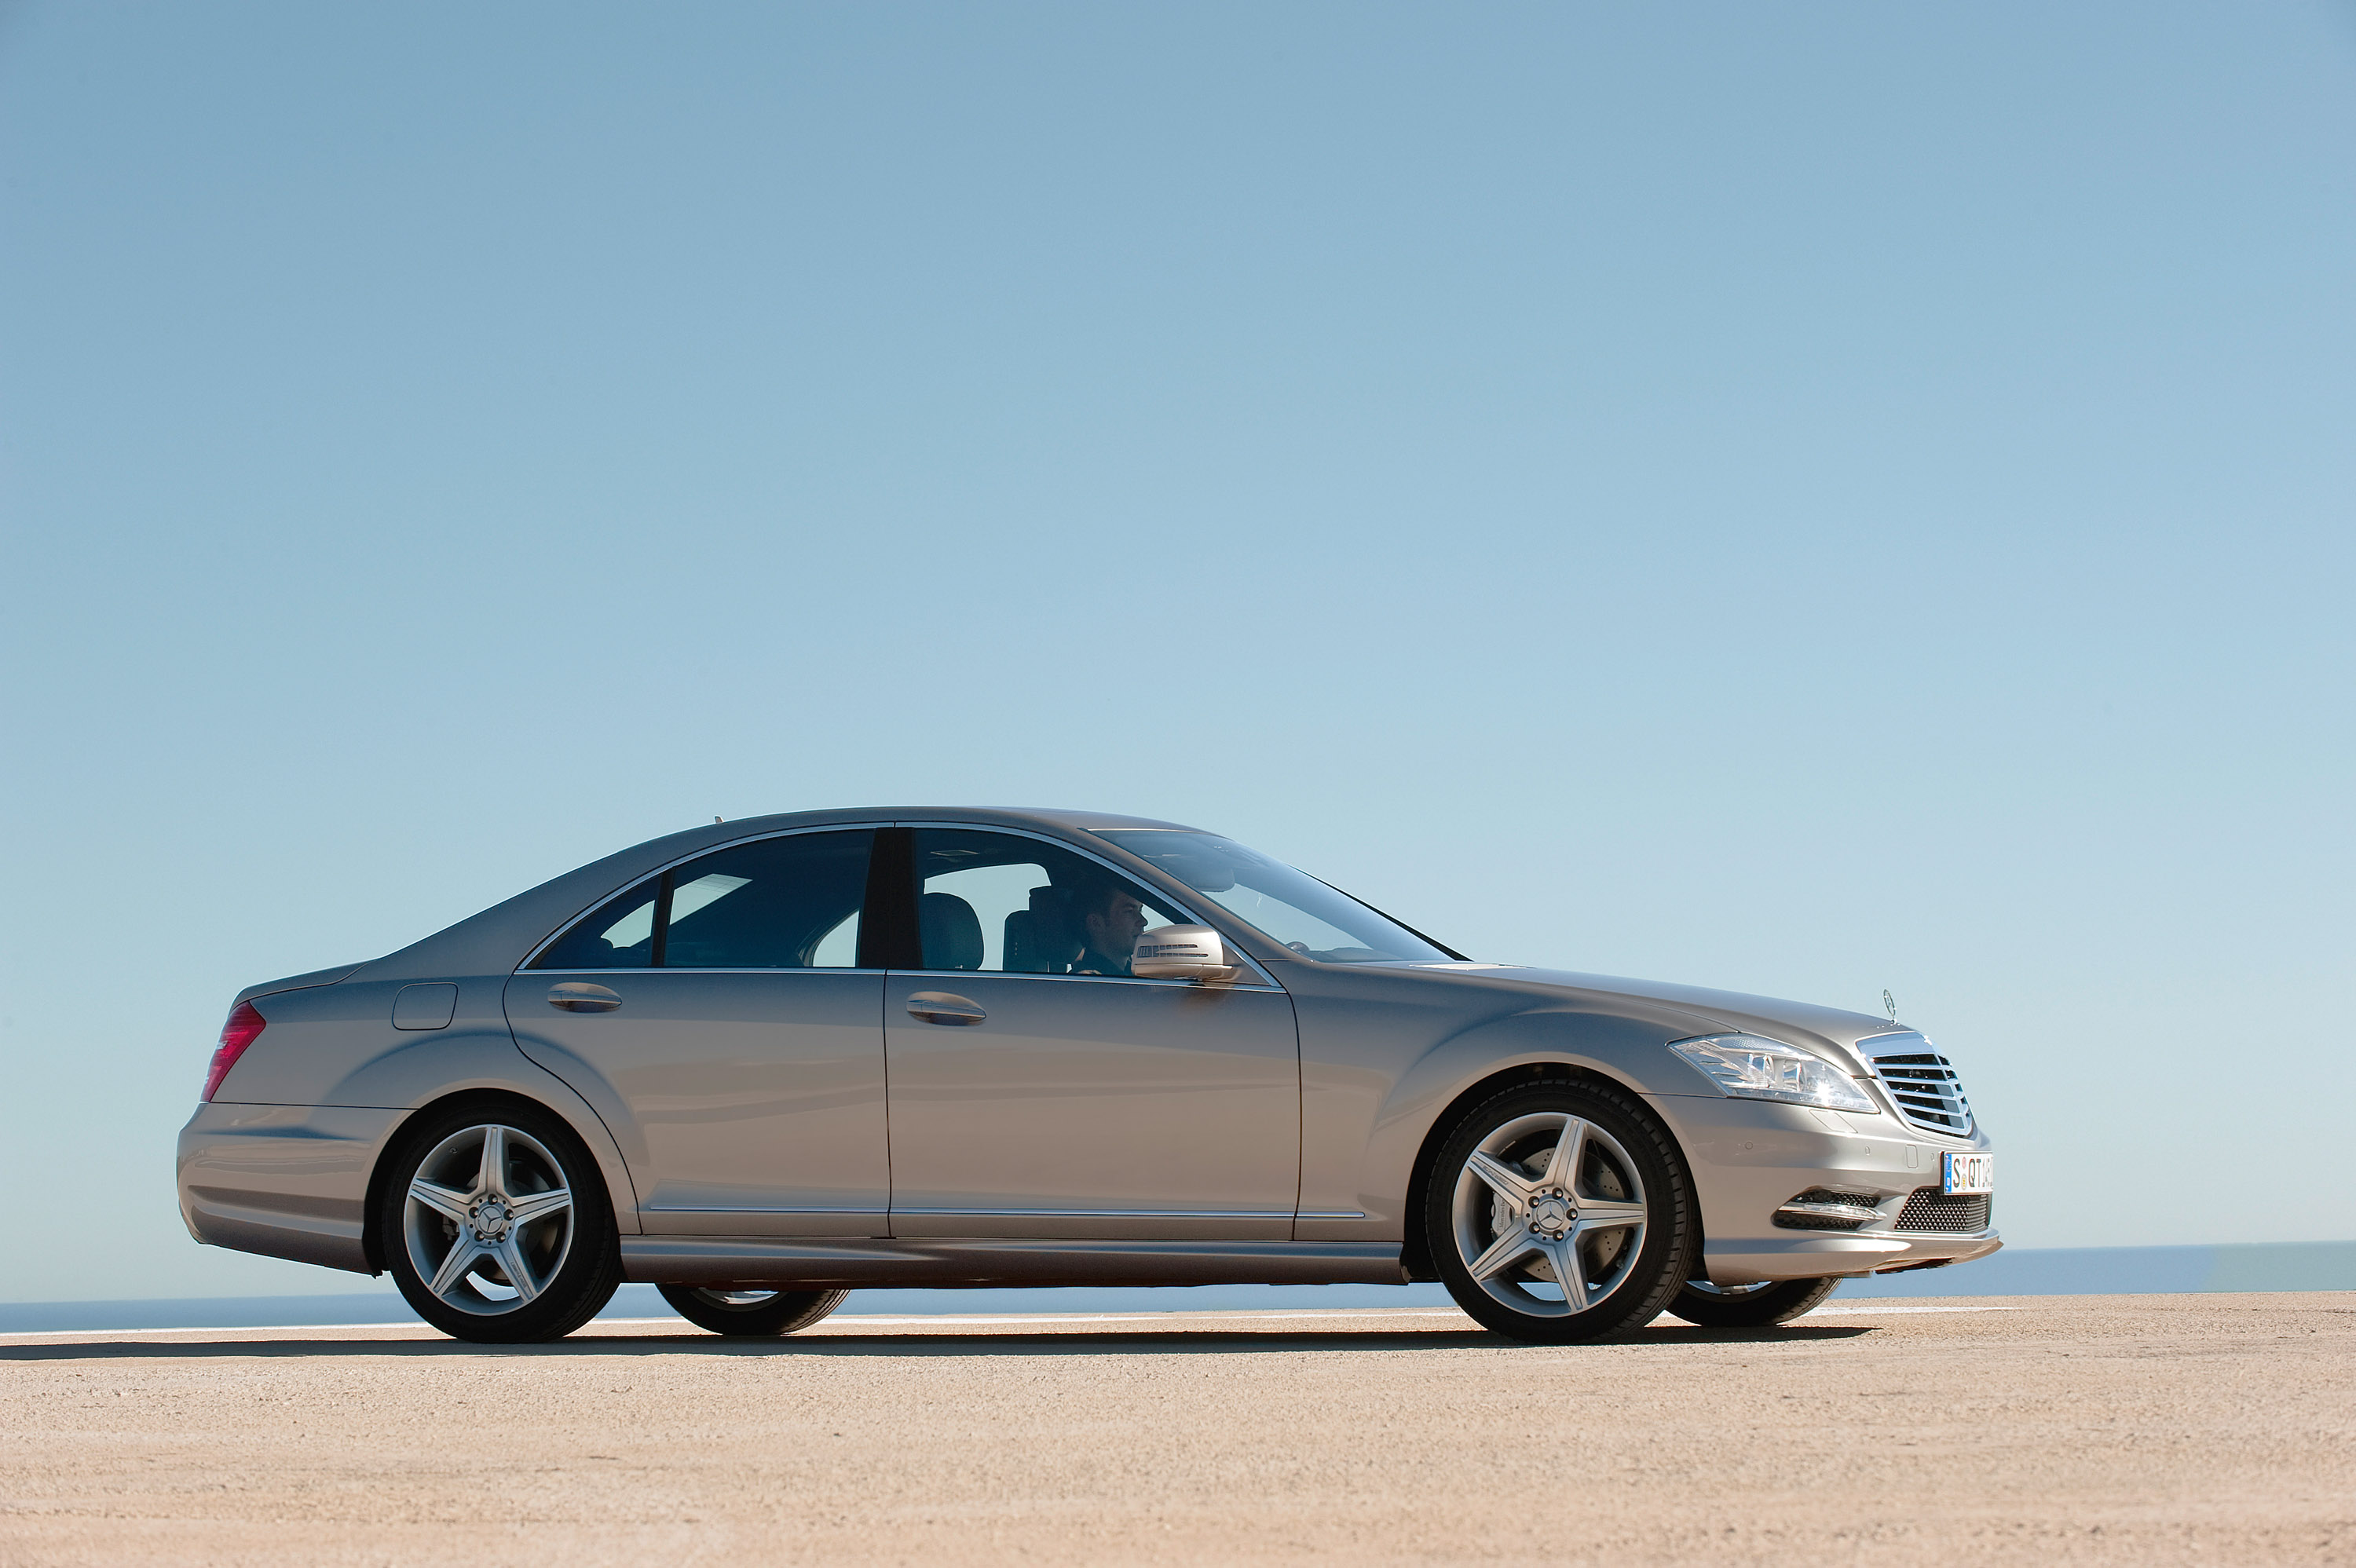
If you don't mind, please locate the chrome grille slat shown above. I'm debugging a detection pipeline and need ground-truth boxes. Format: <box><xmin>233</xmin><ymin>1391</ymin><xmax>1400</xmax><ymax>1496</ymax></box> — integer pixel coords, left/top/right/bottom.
<box><xmin>1861</xmin><ymin>1034</ymin><xmax>1975</xmax><ymax>1139</ymax></box>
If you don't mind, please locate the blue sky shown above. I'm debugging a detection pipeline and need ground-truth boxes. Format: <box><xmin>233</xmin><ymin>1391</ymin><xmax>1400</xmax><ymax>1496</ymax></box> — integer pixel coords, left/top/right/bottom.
<box><xmin>2</xmin><ymin>2</ymin><xmax>2351</xmax><ymax>1299</ymax></box>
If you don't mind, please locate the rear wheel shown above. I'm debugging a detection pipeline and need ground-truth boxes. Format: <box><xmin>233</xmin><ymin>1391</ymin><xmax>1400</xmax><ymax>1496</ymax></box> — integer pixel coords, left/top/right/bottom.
<box><xmin>657</xmin><ymin>1284</ymin><xmax>850</xmax><ymax>1337</ymax></box>
<box><xmin>1425</xmin><ymin>1080</ymin><xmax>1697</xmax><ymax>1343</ymax></box>
<box><xmin>1665</xmin><ymin>1276</ymin><xmax>1840</xmax><ymax>1328</ymax></box>
<box><xmin>379</xmin><ymin>1102</ymin><xmax>621</xmax><ymax>1344</ymax></box>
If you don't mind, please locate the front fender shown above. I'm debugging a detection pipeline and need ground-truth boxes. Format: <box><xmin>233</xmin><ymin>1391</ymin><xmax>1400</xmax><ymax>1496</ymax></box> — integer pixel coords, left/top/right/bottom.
<box><xmin>1327</xmin><ymin>1005</ymin><xmax>1710</xmax><ymax>1241</ymax></box>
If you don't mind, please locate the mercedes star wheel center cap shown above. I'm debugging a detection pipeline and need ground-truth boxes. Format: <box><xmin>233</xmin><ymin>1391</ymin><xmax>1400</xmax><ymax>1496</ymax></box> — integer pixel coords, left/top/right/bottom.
<box><xmin>1530</xmin><ymin>1193</ymin><xmax>1573</xmax><ymax>1237</ymax></box>
<box><xmin>470</xmin><ymin>1201</ymin><xmax>510</xmax><ymax>1241</ymax></box>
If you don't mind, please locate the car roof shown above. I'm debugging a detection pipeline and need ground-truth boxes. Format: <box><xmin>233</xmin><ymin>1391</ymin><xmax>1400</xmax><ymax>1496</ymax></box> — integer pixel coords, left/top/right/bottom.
<box><xmin>712</xmin><ymin>805</ymin><xmax>1205</xmax><ymax>835</ymax></box>
<box><xmin>346</xmin><ymin>806</ymin><xmax>1213</xmax><ymax>985</ymax></box>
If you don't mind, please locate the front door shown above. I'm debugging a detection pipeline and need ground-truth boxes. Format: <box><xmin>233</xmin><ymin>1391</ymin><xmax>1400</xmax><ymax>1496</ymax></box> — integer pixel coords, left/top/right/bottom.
<box><xmin>508</xmin><ymin>827</ymin><xmax>889</xmax><ymax>1237</ymax></box>
<box><xmin>883</xmin><ymin>828</ymin><xmax>1300</xmax><ymax>1240</ymax></box>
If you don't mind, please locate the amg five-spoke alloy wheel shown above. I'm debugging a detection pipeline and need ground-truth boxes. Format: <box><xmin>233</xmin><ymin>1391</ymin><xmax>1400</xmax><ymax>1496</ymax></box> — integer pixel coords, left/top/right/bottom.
<box><xmin>657</xmin><ymin>1284</ymin><xmax>851</xmax><ymax>1337</ymax></box>
<box><xmin>1426</xmin><ymin>1080</ymin><xmax>1697</xmax><ymax>1342</ymax></box>
<box><xmin>379</xmin><ymin>1102</ymin><xmax>621</xmax><ymax>1343</ymax></box>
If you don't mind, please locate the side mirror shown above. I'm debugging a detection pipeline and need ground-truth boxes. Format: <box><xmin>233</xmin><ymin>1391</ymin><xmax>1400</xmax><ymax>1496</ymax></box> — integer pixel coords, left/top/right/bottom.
<box><xmin>1130</xmin><ymin>925</ymin><xmax>1241</xmax><ymax>983</ymax></box>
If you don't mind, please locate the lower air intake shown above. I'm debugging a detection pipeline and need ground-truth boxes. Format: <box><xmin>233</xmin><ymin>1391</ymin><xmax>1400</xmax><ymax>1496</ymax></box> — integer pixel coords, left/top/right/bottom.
<box><xmin>1895</xmin><ymin>1187</ymin><xmax>1992</xmax><ymax>1234</ymax></box>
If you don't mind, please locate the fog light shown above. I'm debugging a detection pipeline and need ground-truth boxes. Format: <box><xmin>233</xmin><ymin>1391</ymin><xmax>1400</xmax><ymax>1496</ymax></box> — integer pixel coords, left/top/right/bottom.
<box><xmin>1772</xmin><ymin>1190</ymin><xmax>1884</xmax><ymax>1231</ymax></box>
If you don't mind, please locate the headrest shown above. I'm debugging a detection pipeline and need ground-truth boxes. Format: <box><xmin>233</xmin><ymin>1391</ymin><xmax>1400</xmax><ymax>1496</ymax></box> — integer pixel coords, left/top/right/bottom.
<box><xmin>1004</xmin><ymin>885</ymin><xmax>1084</xmax><ymax>974</ymax></box>
<box><xmin>919</xmin><ymin>891</ymin><xmax>985</xmax><ymax>970</ymax></box>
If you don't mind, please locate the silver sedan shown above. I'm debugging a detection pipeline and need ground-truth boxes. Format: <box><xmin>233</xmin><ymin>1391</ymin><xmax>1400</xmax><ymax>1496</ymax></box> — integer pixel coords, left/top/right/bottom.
<box><xmin>177</xmin><ymin>808</ymin><xmax>1998</xmax><ymax>1343</ymax></box>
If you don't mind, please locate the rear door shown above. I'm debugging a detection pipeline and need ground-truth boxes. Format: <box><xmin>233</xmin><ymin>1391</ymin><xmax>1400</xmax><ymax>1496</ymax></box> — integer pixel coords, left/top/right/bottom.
<box><xmin>507</xmin><ymin>827</ymin><xmax>888</xmax><ymax>1236</ymax></box>
<box><xmin>882</xmin><ymin>827</ymin><xmax>1301</xmax><ymax>1240</ymax></box>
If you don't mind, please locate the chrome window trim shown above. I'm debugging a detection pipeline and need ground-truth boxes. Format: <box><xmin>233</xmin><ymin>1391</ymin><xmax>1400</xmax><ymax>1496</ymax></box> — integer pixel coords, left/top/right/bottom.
<box><xmin>518</xmin><ymin>817</ymin><xmax>1284</xmax><ymax>987</ymax></box>
<box><xmin>515</xmin><ymin>821</ymin><xmax>893</xmax><ymax>973</ymax></box>
<box><xmin>887</xmin><ymin>966</ymin><xmax>1279</xmax><ymax>992</ymax></box>
<box><xmin>892</xmin><ymin>819</ymin><xmax>1284</xmax><ymax>989</ymax></box>
<box><xmin>528</xmin><ymin>966</ymin><xmax>887</xmax><ymax>977</ymax></box>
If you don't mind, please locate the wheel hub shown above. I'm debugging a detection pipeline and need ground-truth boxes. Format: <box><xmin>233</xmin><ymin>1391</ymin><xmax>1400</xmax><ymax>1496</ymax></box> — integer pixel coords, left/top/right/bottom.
<box><xmin>1528</xmin><ymin>1190</ymin><xmax>1574</xmax><ymax>1237</ymax></box>
<box><xmin>470</xmin><ymin>1199</ymin><xmax>511</xmax><ymax>1241</ymax></box>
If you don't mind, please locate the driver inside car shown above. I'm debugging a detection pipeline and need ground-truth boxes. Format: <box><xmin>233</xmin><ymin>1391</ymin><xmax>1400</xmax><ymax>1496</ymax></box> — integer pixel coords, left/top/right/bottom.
<box><xmin>1071</xmin><ymin>878</ymin><xmax>1148</xmax><ymax>977</ymax></box>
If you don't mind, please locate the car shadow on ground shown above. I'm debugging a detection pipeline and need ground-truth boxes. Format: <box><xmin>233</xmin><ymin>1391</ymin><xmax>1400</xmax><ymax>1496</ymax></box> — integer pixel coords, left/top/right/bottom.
<box><xmin>0</xmin><ymin>1322</ymin><xmax>1875</xmax><ymax>1362</ymax></box>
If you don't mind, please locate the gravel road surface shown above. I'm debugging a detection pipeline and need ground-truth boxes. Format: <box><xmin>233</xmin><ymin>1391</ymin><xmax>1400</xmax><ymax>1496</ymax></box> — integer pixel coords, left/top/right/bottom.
<box><xmin>3</xmin><ymin>1292</ymin><xmax>2350</xmax><ymax>1566</ymax></box>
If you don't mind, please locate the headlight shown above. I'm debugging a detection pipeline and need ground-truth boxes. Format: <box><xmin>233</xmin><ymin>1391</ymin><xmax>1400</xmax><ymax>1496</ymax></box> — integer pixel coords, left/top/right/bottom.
<box><xmin>1669</xmin><ymin>1033</ymin><xmax>1877</xmax><ymax>1113</ymax></box>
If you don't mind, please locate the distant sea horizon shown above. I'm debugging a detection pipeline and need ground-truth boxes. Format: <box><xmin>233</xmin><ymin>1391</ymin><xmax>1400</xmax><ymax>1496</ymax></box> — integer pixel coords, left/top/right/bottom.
<box><xmin>5</xmin><ymin>1241</ymin><xmax>2350</xmax><ymax>1335</ymax></box>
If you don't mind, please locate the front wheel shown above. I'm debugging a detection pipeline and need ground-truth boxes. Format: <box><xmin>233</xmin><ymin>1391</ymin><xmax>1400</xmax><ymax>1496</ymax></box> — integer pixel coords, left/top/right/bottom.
<box><xmin>1425</xmin><ymin>1080</ymin><xmax>1698</xmax><ymax>1343</ymax></box>
<box><xmin>1664</xmin><ymin>1276</ymin><xmax>1840</xmax><ymax>1328</ymax></box>
<box><xmin>657</xmin><ymin>1284</ymin><xmax>849</xmax><ymax>1337</ymax></box>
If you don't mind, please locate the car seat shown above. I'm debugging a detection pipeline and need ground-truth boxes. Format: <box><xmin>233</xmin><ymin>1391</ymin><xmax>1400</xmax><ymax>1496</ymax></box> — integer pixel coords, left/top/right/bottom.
<box><xmin>1004</xmin><ymin>884</ymin><xmax>1082</xmax><ymax>974</ymax></box>
<box><xmin>918</xmin><ymin>891</ymin><xmax>985</xmax><ymax>970</ymax></box>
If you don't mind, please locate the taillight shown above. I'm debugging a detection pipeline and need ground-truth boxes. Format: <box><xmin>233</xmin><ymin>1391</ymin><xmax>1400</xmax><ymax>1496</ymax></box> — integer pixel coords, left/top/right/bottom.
<box><xmin>202</xmin><ymin>1001</ymin><xmax>267</xmax><ymax>1102</ymax></box>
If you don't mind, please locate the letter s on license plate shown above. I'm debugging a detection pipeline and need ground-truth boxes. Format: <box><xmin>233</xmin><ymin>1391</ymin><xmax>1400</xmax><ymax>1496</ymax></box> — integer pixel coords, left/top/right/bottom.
<box><xmin>1942</xmin><ymin>1152</ymin><xmax>1994</xmax><ymax>1196</ymax></box>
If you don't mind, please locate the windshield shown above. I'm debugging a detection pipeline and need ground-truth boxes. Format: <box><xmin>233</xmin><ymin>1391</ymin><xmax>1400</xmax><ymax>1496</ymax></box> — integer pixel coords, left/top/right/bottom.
<box><xmin>1096</xmin><ymin>831</ymin><xmax>1458</xmax><ymax>965</ymax></box>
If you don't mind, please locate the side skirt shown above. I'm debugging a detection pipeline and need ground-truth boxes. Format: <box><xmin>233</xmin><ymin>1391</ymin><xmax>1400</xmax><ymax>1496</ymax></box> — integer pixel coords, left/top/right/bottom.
<box><xmin>620</xmin><ymin>1236</ymin><xmax>1408</xmax><ymax>1289</ymax></box>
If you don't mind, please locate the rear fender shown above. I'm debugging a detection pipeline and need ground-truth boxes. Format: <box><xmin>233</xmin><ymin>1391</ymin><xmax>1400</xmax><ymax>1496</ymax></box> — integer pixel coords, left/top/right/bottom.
<box><xmin>359</xmin><ymin>1060</ymin><xmax>643</xmax><ymax>1252</ymax></box>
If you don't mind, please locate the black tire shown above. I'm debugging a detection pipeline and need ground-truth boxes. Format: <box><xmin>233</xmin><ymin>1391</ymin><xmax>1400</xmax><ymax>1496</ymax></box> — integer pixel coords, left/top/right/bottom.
<box><xmin>1424</xmin><ymin>1079</ymin><xmax>1698</xmax><ymax>1343</ymax></box>
<box><xmin>1664</xmin><ymin>1276</ymin><xmax>1840</xmax><ymax>1329</ymax></box>
<box><xmin>657</xmin><ymin>1284</ymin><xmax>851</xmax><ymax>1337</ymax></box>
<box><xmin>377</xmin><ymin>1100</ymin><xmax>622</xmax><ymax>1344</ymax></box>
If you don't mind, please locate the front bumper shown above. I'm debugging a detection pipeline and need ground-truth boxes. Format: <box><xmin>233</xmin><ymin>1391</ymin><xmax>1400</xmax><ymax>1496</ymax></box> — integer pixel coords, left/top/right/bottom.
<box><xmin>1652</xmin><ymin>1093</ymin><xmax>2001</xmax><ymax>1287</ymax></box>
<box><xmin>176</xmin><ymin>1102</ymin><xmax>401</xmax><ymax>1275</ymax></box>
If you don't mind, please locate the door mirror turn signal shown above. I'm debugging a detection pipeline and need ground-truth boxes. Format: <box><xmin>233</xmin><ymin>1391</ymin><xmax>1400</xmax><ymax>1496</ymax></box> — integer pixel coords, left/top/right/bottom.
<box><xmin>1129</xmin><ymin>926</ymin><xmax>1242</xmax><ymax>984</ymax></box>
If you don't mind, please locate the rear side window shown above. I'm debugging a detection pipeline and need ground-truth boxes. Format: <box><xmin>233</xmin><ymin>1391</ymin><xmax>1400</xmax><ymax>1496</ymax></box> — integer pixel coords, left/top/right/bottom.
<box><xmin>664</xmin><ymin>831</ymin><xmax>871</xmax><ymax>967</ymax></box>
<box><xmin>532</xmin><ymin>884</ymin><xmax>660</xmax><ymax>969</ymax></box>
<box><xmin>530</xmin><ymin>829</ymin><xmax>875</xmax><ymax>970</ymax></box>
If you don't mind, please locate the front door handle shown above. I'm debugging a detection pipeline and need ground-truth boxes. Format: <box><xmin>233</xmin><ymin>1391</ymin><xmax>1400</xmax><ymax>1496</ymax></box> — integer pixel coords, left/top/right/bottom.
<box><xmin>906</xmin><ymin>991</ymin><xmax>986</xmax><ymax>1025</ymax></box>
<box><xmin>547</xmin><ymin>982</ymin><xmax>622</xmax><ymax>1013</ymax></box>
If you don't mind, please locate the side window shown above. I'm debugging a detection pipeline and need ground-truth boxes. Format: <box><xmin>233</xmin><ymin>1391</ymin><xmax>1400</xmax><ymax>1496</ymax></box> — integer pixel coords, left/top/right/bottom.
<box><xmin>531</xmin><ymin>829</ymin><xmax>875</xmax><ymax>970</ymax></box>
<box><xmin>911</xmin><ymin>829</ymin><xmax>1191</xmax><ymax>977</ymax></box>
<box><xmin>662</xmin><ymin>830</ymin><xmax>873</xmax><ymax>968</ymax></box>
<box><xmin>532</xmin><ymin>883</ymin><xmax>660</xmax><ymax>970</ymax></box>
<box><xmin>809</xmin><ymin>910</ymin><xmax>860</xmax><ymax>967</ymax></box>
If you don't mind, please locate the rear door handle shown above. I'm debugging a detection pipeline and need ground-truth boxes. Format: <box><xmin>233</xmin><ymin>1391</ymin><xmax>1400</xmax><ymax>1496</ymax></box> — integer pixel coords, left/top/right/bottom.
<box><xmin>905</xmin><ymin>991</ymin><xmax>986</xmax><ymax>1025</ymax></box>
<box><xmin>547</xmin><ymin>982</ymin><xmax>622</xmax><ymax>1013</ymax></box>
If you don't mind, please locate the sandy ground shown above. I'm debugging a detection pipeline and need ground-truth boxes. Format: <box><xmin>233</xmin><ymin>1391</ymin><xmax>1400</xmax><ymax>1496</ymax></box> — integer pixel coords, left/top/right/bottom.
<box><xmin>2</xmin><ymin>1292</ymin><xmax>2350</xmax><ymax>1566</ymax></box>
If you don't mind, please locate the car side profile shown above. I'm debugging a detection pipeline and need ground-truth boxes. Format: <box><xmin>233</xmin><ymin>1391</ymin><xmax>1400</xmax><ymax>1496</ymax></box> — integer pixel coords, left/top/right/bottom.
<box><xmin>177</xmin><ymin>807</ymin><xmax>1998</xmax><ymax>1343</ymax></box>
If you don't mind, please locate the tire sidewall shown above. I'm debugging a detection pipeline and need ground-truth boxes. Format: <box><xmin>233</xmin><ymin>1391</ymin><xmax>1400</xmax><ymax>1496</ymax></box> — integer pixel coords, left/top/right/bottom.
<box><xmin>378</xmin><ymin>1100</ymin><xmax>620</xmax><ymax>1343</ymax></box>
<box><xmin>656</xmin><ymin>1284</ymin><xmax>850</xmax><ymax>1337</ymax></box>
<box><xmin>1425</xmin><ymin>1079</ymin><xmax>1698</xmax><ymax>1343</ymax></box>
<box><xmin>1666</xmin><ymin>1275</ymin><xmax>1841</xmax><ymax>1329</ymax></box>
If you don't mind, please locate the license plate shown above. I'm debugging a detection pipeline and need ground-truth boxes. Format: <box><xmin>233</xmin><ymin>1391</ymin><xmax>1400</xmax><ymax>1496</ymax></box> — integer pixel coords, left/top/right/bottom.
<box><xmin>1943</xmin><ymin>1152</ymin><xmax>1994</xmax><ymax>1196</ymax></box>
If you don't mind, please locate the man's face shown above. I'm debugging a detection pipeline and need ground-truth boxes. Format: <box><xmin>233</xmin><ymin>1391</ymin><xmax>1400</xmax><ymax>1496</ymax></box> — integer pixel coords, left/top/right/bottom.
<box><xmin>1087</xmin><ymin>893</ymin><xmax>1147</xmax><ymax>957</ymax></box>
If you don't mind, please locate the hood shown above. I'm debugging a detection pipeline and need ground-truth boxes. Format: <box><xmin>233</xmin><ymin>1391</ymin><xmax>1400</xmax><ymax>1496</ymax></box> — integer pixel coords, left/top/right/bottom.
<box><xmin>1377</xmin><ymin>963</ymin><xmax>1908</xmax><ymax>1071</ymax></box>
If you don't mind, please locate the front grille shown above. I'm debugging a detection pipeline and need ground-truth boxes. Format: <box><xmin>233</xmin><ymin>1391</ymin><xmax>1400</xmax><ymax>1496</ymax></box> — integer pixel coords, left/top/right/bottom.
<box><xmin>1894</xmin><ymin>1186</ymin><xmax>1992</xmax><ymax>1233</ymax></box>
<box><xmin>1866</xmin><ymin>1040</ymin><xmax>1975</xmax><ymax>1136</ymax></box>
